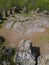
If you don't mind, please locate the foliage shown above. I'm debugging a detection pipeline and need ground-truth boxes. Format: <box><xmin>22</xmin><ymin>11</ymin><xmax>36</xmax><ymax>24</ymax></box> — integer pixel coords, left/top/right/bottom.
<box><xmin>0</xmin><ymin>0</ymin><xmax>49</xmax><ymax>11</ymax></box>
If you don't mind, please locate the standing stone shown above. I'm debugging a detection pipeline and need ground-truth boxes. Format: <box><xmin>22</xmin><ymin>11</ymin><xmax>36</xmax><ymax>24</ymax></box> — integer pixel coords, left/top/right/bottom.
<box><xmin>12</xmin><ymin>7</ymin><xmax>17</xmax><ymax>14</ymax></box>
<box><xmin>43</xmin><ymin>10</ymin><xmax>49</xmax><ymax>15</ymax></box>
<box><xmin>0</xmin><ymin>12</ymin><xmax>2</xmax><ymax>23</ymax></box>
<box><xmin>23</xmin><ymin>6</ymin><xmax>28</xmax><ymax>13</ymax></box>
<box><xmin>14</xmin><ymin>40</ymin><xmax>36</xmax><ymax>65</ymax></box>
<box><xmin>10</xmin><ymin>8</ymin><xmax>13</xmax><ymax>14</ymax></box>
<box><xmin>7</xmin><ymin>10</ymin><xmax>10</xmax><ymax>16</ymax></box>
<box><xmin>35</xmin><ymin>8</ymin><xmax>40</xmax><ymax>13</ymax></box>
<box><xmin>3</xmin><ymin>10</ymin><xmax>8</xmax><ymax>18</ymax></box>
<box><xmin>2</xmin><ymin>10</ymin><xmax>6</xmax><ymax>18</ymax></box>
<box><xmin>5</xmin><ymin>10</ymin><xmax>8</xmax><ymax>17</ymax></box>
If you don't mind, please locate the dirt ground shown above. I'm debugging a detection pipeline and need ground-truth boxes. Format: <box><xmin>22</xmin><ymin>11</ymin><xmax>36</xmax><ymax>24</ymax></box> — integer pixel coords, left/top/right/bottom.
<box><xmin>0</xmin><ymin>28</ymin><xmax>49</xmax><ymax>56</ymax></box>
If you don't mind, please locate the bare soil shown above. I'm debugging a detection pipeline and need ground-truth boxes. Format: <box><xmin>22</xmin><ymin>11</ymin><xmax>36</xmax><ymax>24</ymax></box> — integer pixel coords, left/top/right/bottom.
<box><xmin>0</xmin><ymin>29</ymin><xmax>49</xmax><ymax>56</ymax></box>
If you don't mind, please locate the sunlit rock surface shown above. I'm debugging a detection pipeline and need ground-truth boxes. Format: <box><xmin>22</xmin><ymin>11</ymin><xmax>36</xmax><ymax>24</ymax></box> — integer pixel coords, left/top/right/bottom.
<box><xmin>14</xmin><ymin>40</ymin><xmax>36</xmax><ymax>65</ymax></box>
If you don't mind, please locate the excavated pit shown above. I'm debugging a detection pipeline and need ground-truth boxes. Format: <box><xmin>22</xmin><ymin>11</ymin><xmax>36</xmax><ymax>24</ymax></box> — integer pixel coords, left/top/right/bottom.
<box><xmin>30</xmin><ymin>45</ymin><xmax>40</xmax><ymax>65</ymax></box>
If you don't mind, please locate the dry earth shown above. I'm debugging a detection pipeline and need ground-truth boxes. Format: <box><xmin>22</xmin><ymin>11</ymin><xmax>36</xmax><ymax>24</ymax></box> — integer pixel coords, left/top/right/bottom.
<box><xmin>0</xmin><ymin>28</ymin><xmax>49</xmax><ymax>56</ymax></box>
<box><xmin>0</xmin><ymin>13</ymin><xmax>49</xmax><ymax>56</ymax></box>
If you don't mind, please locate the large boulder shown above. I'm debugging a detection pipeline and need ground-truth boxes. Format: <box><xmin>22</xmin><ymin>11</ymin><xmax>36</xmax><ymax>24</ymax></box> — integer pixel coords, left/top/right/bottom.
<box><xmin>14</xmin><ymin>40</ymin><xmax>36</xmax><ymax>65</ymax></box>
<box><xmin>22</xmin><ymin>6</ymin><xmax>28</xmax><ymax>13</ymax></box>
<box><xmin>43</xmin><ymin>10</ymin><xmax>49</xmax><ymax>15</ymax></box>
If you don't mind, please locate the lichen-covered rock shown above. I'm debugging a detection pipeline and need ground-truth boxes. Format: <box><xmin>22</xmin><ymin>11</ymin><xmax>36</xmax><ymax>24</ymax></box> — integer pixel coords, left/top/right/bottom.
<box><xmin>2</xmin><ymin>60</ymin><xmax>11</xmax><ymax>65</ymax></box>
<box><xmin>43</xmin><ymin>10</ymin><xmax>49</xmax><ymax>15</ymax></box>
<box><xmin>37</xmin><ymin>55</ymin><xmax>49</xmax><ymax>65</ymax></box>
<box><xmin>14</xmin><ymin>40</ymin><xmax>36</xmax><ymax>65</ymax></box>
<box><xmin>3</xmin><ymin>17</ymin><xmax>16</xmax><ymax>30</ymax></box>
<box><xmin>2</xmin><ymin>47</ymin><xmax>14</xmax><ymax>57</ymax></box>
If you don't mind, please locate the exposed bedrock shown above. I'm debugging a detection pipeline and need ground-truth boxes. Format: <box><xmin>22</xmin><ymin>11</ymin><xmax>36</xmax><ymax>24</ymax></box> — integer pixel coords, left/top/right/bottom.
<box><xmin>14</xmin><ymin>40</ymin><xmax>40</xmax><ymax>65</ymax></box>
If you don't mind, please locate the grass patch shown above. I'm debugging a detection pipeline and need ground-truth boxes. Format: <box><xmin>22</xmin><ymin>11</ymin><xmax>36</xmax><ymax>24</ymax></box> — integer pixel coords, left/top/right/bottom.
<box><xmin>21</xmin><ymin>12</ymin><xmax>32</xmax><ymax>17</ymax></box>
<box><xmin>32</xmin><ymin>27</ymin><xmax>49</xmax><ymax>44</ymax></box>
<box><xmin>0</xmin><ymin>20</ymin><xmax>6</xmax><ymax>29</ymax></box>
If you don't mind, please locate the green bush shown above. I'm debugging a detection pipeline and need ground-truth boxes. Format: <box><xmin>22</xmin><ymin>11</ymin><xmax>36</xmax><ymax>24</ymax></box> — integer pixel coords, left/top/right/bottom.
<box><xmin>0</xmin><ymin>0</ymin><xmax>49</xmax><ymax>11</ymax></box>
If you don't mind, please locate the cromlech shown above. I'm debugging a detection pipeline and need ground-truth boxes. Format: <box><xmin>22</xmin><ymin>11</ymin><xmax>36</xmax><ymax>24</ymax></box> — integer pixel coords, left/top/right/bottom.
<box><xmin>0</xmin><ymin>0</ymin><xmax>49</xmax><ymax>65</ymax></box>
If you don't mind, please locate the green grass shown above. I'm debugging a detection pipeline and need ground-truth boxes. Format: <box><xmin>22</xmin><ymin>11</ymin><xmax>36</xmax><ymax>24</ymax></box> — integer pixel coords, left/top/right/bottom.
<box><xmin>21</xmin><ymin>12</ymin><xmax>32</xmax><ymax>17</ymax></box>
<box><xmin>31</xmin><ymin>27</ymin><xmax>49</xmax><ymax>44</ymax></box>
<box><xmin>0</xmin><ymin>20</ymin><xmax>6</xmax><ymax>29</ymax></box>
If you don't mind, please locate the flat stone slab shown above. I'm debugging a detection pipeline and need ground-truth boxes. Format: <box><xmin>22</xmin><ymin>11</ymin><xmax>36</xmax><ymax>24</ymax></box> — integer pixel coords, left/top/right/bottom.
<box><xmin>3</xmin><ymin>14</ymin><xmax>49</xmax><ymax>33</ymax></box>
<box><xmin>3</xmin><ymin>17</ymin><xmax>16</xmax><ymax>30</ymax></box>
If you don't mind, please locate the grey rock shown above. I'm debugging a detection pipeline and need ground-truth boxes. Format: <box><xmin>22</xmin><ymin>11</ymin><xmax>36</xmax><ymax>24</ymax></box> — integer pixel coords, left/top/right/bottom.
<box><xmin>14</xmin><ymin>40</ymin><xmax>36</xmax><ymax>65</ymax></box>
<box><xmin>3</xmin><ymin>14</ymin><xmax>49</xmax><ymax>33</ymax></box>
<box><xmin>35</xmin><ymin>8</ymin><xmax>40</xmax><ymax>13</ymax></box>
<box><xmin>22</xmin><ymin>6</ymin><xmax>28</xmax><ymax>13</ymax></box>
<box><xmin>37</xmin><ymin>55</ymin><xmax>49</xmax><ymax>65</ymax></box>
<box><xmin>43</xmin><ymin>10</ymin><xmax>49</xmax><ymax>15</ymax></box>
<box><xmin>2</xmin><ymin>10</ymin><xmax>6</xmax><ymax>18</ymax></box>
<box><xmin>2</xmin><ymin>47</ymin><xmax>13</xmax><ymax>57</ymax></box>
<box><xmin>35</xmin><ymin>18</ymin><xmax>49</xmax><ymax>27</ymax></box>
<box><xmin>2</xmin><ymin>60</ymin><xmax>11</xmax><ymax>65</ymax></box>
<box><xmin>12</xmin><ymin>22</ymin><xmax>25</xmax><ymax>33</ymax></box>
<box><xmin>7</xmin><ymin>10</ymin><xmax>10</xmax><ymax>16</ymax></box>
<box><xmin>3</xmin><ymin>17</ymin><xmax>16</xmax><ymax>30</ymax></box>
<box><xmin>12</xmin><ymin>7</ymin><xmax>17</xmax><ymax>13</ymax></box>
<box><xmin>15</xmin><ymin>14</ymin><xmax>30</xmax><ymax>22</ymax></box>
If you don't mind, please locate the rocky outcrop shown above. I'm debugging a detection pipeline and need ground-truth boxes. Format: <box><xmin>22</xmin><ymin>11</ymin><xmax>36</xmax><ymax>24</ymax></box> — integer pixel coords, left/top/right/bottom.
<box><xmin>3</xmin><ymin>14</ymin><xmax>49</xmax><ymax>33</ymax></box>
<box><xmin>14</xmin><ymin>40</ymin><xmax>36</xmax><ymax>65</ymax></box>
<box><xmin>37</xmin><ymin>55</ymin><xmax>49</xmax><ymax>65</ymax></box>
<box><xmin>3</xmin><ymin>17</ymin><xmax>16</xmax><ymax>30</ymax></box>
